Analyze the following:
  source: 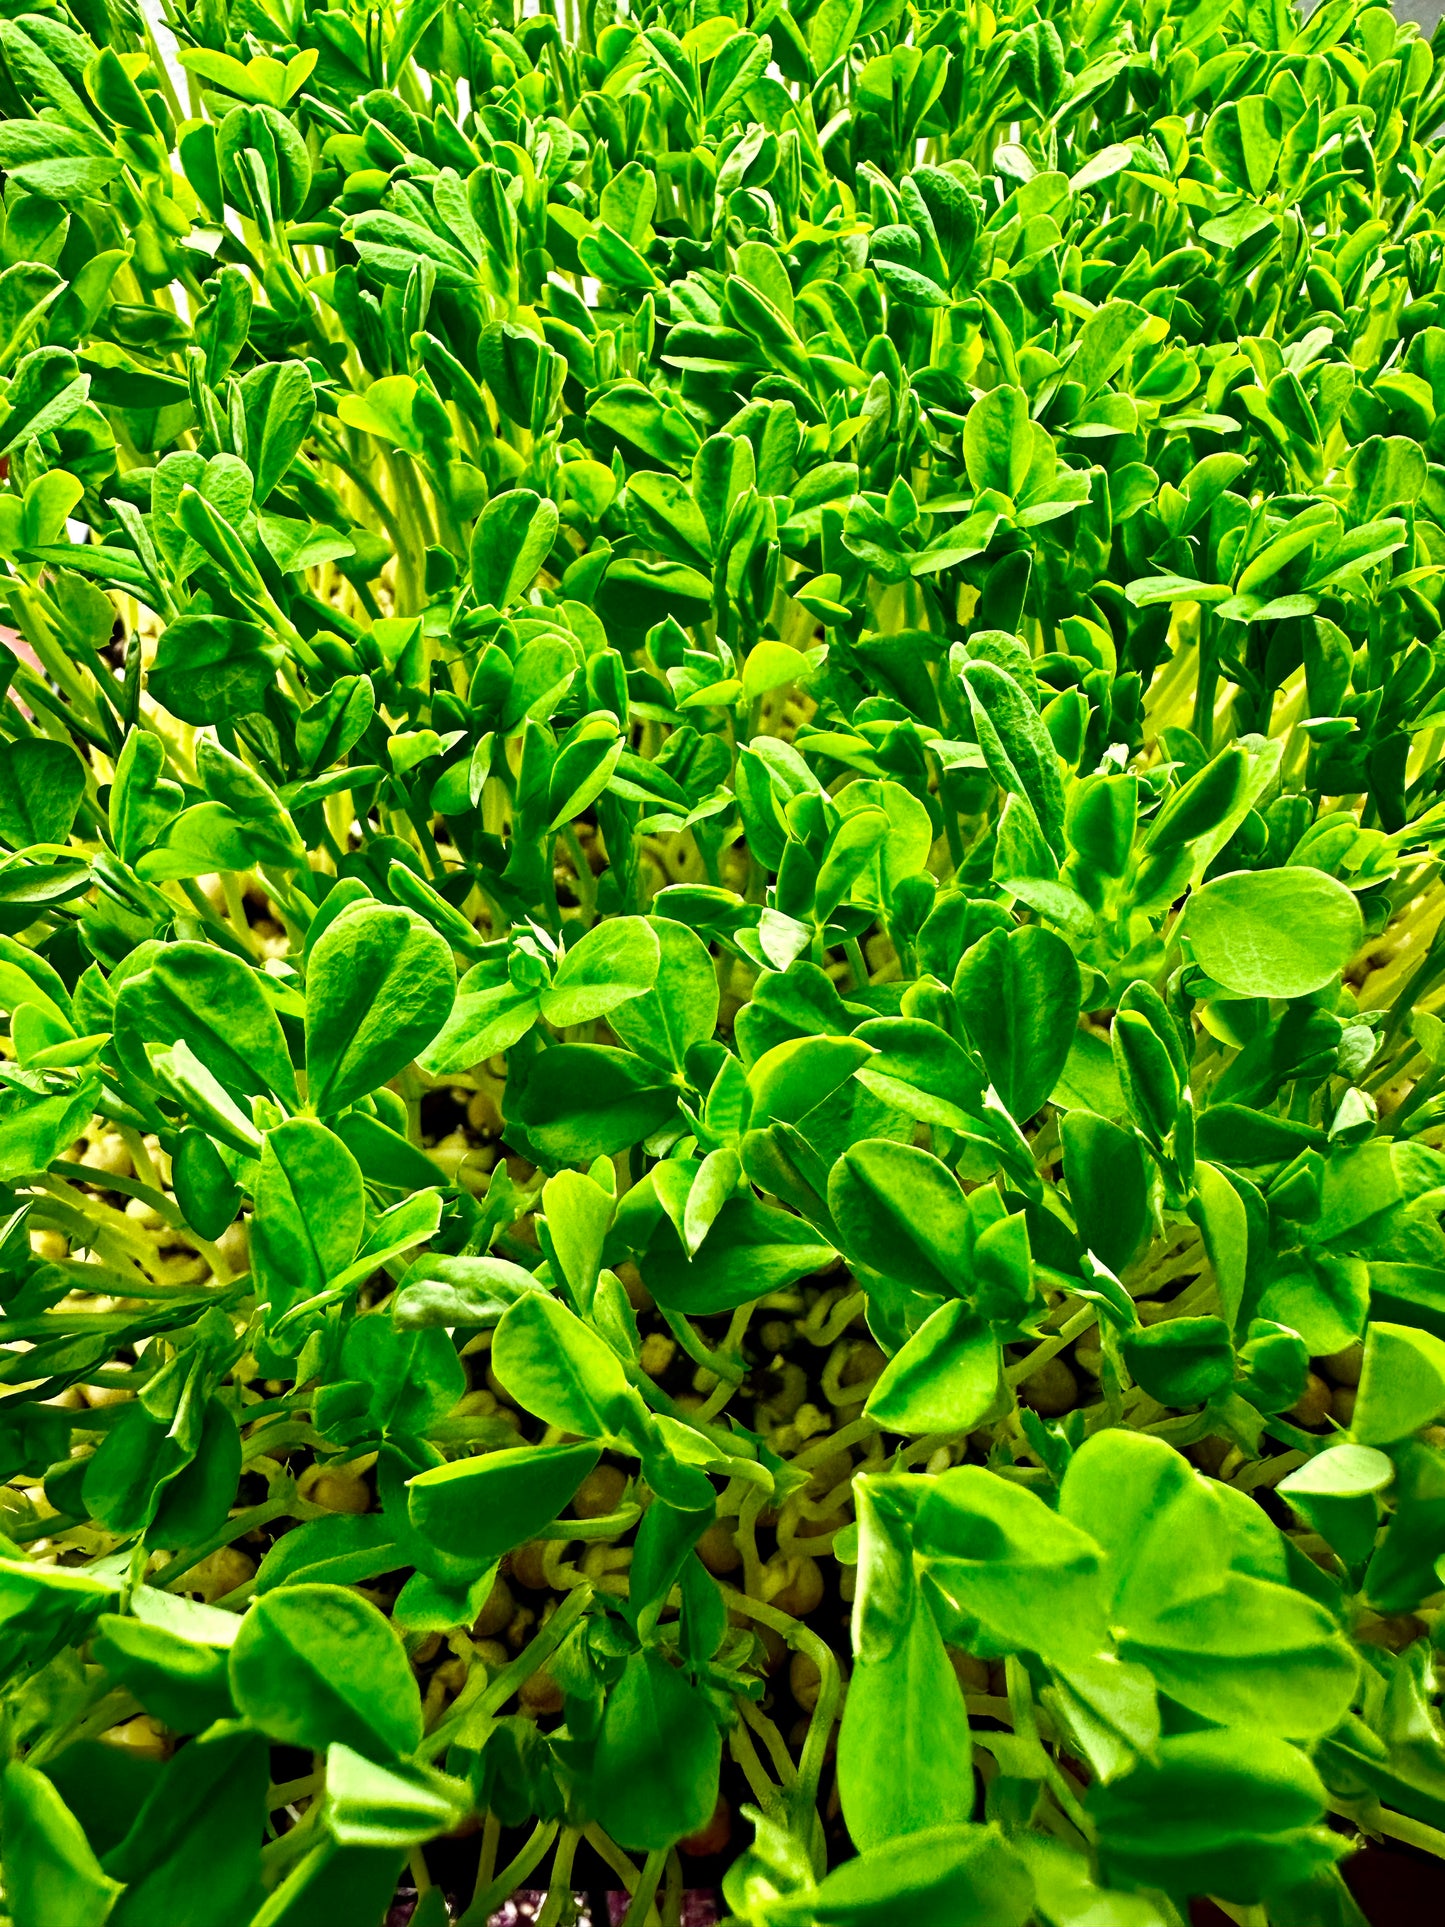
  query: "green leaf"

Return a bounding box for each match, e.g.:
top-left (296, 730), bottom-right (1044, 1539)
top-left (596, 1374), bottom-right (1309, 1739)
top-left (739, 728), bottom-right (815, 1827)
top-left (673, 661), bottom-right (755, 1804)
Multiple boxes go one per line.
top-left (538, 1165), bottom-right (612, 1303)
top-left (1090, 1730), bottom-right (1342, 1905)
top-left (228, 1583), bottom-right (422, 1762)
top-left (589, 1648), bottom-right (721, 1850)
top-left (1352, 1322), bottom-right (1445, 1444)
top-left (0, 740), bottom-right (84, 848)
top-left (333, 1110), bottom-right (440, 1193)
top-left (251, 1119), bottom-right (364, 1320)
top-left (81, 1403), bottom-right (179, 1536)
top-left (305, 904), bottom-right (456, 1114)
top-left (0, 1075), bottom-right (100, 1182)
top-left (748, 1034), bottom-right (876, 1132)
top-left (807, 1824), bottom-right (1034, 1927)
top-left (113, 942), bottom-right (298, 1105)
top-left (829, 1140), bottom-right (970, 1298)
top-left (626, 469), bottom-right (711, 569)
top-left (837, 1578), bottom-right (974, 1848)
top-left (337, 375), bottom-right (429, 453)
top-left (418, 980), bottom-right (541, 1075)
top-left (148, 616), bottom-right (283, 726)
top-left (1072, 299), bottom-right (1156, 397)
top-left (408, 1440), bottom-right (599, 1566)
top-left (491, 1290), bottom-right (651, 1448)
top-left (149, 1396), bottom-right (242, 1547)
top-left (92, 1614), bottom-right (235, 1733)
top-left (7, 156), bottom-right (120, 202)
top-left (515, 1044), bottom-right (678, 1163)
top-left (953, 924), bottom-right (1082, 1121)
top-left (547, 725), bottom-right (623, 829)
top-left (108, 730), bottom-right (183, 865)
top-left (0, 933), bottom-right (71, 1029)
top-left (865, 1301), bottom-right (1002, 1435)
top-left (1143, 746), bottom-right (1250, 856)
top-left (913, 1466), bottom-right (1109, 1663)
top-left (0, 1760), bottom-right (121, 1927)
top-left (959, 661), bottom-right (1068, 858)
top-left (1204, 96), bottom-right (1283, 198)
top-left (147, 1039), bottom-right (262, 1153)
top-left (238, 359), bottom-right (314, 503)
top-left (851, 1017), bottom-right (986, 1132)
top-left (0, 1560), bottom-right (114, 1688)
top-left (813, 809), bottom-right (891, 922)
top-left (1060, 1429), bottom-right (1227, 1625)
top-left (741, 638), bottom-right (815, 701)
top-left (469, 489), bottom-right (559, 608)
top-left (324, 1744), bottom-right (467, 1850)
top-left (540, 916), bottom-right (660, 1028)
top-left (1190, 1162), bottom-right (1249, 1332)
top-left (642, 1193), bottom-right (836, 1313)
top-left (1014, 1836), bottom-right (1172, 1927)
top-left (1184, 867), bottom-right (1364, 999)
top-left (0, 348), bottom-right (89, 455)
top-left (1061, 1111), bottom-right (1148, 1273)
top-left (102, 1724), bottom-right (267, 1927)
top-left (607, 917), bottom-right (719, 1069)
top-left (963, 385), bottom-right (1033, 497)
top-left (254, 1515), bottom-right (404, 1594)
top-left (1279, 1444), bottom-right (1394, 1572)
top-left (1278, 1442), bottom-right (1395, 1500)
top-left (391, 1254), bottom-right (544, 1329)
top-left (135, 802), bottom-right (290, 882)
top-left (1122, 1316), bottom-right (1234, 1405)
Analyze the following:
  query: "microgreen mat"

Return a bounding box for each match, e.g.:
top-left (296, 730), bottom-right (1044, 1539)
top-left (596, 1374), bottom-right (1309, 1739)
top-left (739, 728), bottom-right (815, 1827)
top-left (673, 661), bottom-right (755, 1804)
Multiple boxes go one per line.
top-left (0, 0), bottom-right (1442, 1922)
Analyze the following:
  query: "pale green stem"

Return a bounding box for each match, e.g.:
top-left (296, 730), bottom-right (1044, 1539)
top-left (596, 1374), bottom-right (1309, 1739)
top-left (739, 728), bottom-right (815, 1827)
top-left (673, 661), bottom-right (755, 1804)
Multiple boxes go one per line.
top-left (621, 1848), bottom-right (667, 1927)
top-left (459, 1821), bottom-right (560, 1927)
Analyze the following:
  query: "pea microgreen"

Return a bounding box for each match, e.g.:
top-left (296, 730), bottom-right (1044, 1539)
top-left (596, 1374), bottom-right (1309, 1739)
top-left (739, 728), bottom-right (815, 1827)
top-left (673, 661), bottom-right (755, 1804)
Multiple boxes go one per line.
top-left (0, 0), bottom-right (1443, 1922)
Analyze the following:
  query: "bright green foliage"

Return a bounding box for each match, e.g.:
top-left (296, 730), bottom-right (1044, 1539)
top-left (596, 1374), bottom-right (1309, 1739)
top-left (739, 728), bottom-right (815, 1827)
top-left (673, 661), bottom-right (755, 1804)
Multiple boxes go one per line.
top-left (1, 0), bottom-right (1445, 1921)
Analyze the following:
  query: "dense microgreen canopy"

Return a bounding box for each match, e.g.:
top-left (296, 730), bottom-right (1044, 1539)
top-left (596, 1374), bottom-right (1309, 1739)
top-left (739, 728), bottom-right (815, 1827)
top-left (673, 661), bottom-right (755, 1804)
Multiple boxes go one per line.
top-left (0, 0), bottom-right (1444, 1920)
